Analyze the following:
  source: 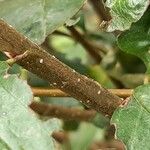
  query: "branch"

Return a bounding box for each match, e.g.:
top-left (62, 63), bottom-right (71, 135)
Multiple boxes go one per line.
top-left (89, 0), bottom-right (111, 21)
top-left (30, 101), bottom-right (96, 122)
top-left (53, 30), bottom-right (72, 38)
top-left (89, 139), bottom-right (125, 150)
top-left (0, 19), bottom-right (122, 117)
top-left (32, 87), bottom-right (132, 98)
top-left (32, 88), bottom-right (69, 97)
top-left (66, 26), bottom-right (102, 63)
top-left (52, 131), bottom-right (69, 144)
top-left (52, 131), bottom-right (72, 149)
top-left (54, 29), bottom-right (107, 54)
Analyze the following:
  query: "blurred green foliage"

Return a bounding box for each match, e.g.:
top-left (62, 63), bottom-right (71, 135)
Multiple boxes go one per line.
top-left (0, 0), bottom-right (149, 149)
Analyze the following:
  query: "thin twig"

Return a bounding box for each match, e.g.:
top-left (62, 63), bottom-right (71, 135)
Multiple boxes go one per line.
top-left (30, 101), bottom-right (96, 121)
top-left (53, 29), bottom-right (107, 54)
top-left (89, 0), bottom-right (111, 21)
top-left (52, 131), bottom-right (71, 149)
top-left (67, 26), bottom-right (102, 63)
top-left (32, 88), bottom-right (69, 97)
top-left (52, 131), bottom-right (69, 144)
top-left (0, 20), bottom-right (122, 117)
top-left (53, 30), bottom-right (72, 38)
top-left (32, 87), bottom-right (132, 98)
top-left (108, 89), bottom-right (132, 98)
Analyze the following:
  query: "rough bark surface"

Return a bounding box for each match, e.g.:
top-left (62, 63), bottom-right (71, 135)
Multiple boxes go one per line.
top-left (0, 19), bottom-right (122, 116)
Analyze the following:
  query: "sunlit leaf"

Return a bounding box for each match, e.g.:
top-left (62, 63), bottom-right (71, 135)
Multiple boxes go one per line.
top-left (106, 0), bottom-right (149, 31)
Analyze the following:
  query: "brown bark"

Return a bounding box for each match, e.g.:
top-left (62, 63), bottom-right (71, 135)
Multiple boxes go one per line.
top-left (89, 0), bottom-right (111, 21)
top-left (0, 20), bottom-right (122, 117)
top-left (52, 131), bottom-right (69, 144)
top-left (30, 101), bottom-right (96, 122)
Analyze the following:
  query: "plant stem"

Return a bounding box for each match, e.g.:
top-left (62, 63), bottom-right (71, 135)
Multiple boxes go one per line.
top-left (53, 30), bottom-right (72, 38)
top-left (30, 101), bottom-right (96, 121)
top-left (0, 20), bottom-right (122, 117)
top-left (54, 29), bottom-right (107, 54)
top-left (66, 26), bottom-right (102, 63)
top-left (52, 131), bottom-right (69, 144)
top-left (32, 87), bottom-right (132, 98)
top-left (89, 0), bottom-right (111, 21)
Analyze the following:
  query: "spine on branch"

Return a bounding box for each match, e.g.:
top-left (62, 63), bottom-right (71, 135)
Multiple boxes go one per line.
top-left (0, 20), bottom-right (122, 117)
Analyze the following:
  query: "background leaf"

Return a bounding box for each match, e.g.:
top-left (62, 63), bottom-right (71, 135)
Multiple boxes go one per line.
top-left (69, 122), bottom-right (104, 150)
top-left (0, 0), bottom-right (85, 44)
top-left (106, 0), bottom-right (149, 31)
top-left (118, 9), bottom-right (150, 73)
top-left (111, 84), bottom-right (150, 150)
top-left (0, 61), bottom-right (59, 150)
top-left (0, 139), bottom-right (10, 150)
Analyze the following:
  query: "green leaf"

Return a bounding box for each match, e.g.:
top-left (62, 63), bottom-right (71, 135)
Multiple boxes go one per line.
top-left (118, 9), bottom-right (150, 73)
top-left (106, 0), bottom-right (149, 31)
top-left (0, 139), bottom-right (10, 150)
top-left (51, 34), bottom-right (88, 65)
top-left (44, 0), bottom-right (85, 35)
top-left (111, 84), bottom-right (150, 150)
top-left (87, 65), bottom-right (116, 88)
top-left (0, 61), bottom-right (59, 150)
top-left (0, 0), bottom-right (85, 44)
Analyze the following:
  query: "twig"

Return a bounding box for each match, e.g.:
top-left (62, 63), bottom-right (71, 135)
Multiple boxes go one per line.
top-left (32, 88), bottom-right (69, 97)
top-left (54, 29), bottom-right (107, 54)
top-left (89, 0), bottom-right (111, 21)
top-left (53, 30), bottom-right (72, 38)
top-left (89, 139), bottom-right (125, 150)
top-left (30, 101), bottom-right (96, 121)
top-left (52, 131), bottom-right (71, 150)
top-left (52, 131), bottom-right (69, 144)
top-left (108, 89), bottom-right (132, 98)
top-left (0, 20), bottom-right (122, 117)
top-left (66, 26), bottom-right (102, 63)
top-left (32, 87), bottom-right (132, 98)
top-left (30, 101), bottom-right (109, 128)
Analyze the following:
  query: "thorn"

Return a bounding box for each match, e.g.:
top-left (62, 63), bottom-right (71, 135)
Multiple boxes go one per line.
top-left (119, 97), bottom-right (130, 108)
top-left (6, 50), bottom-right (29, 66)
